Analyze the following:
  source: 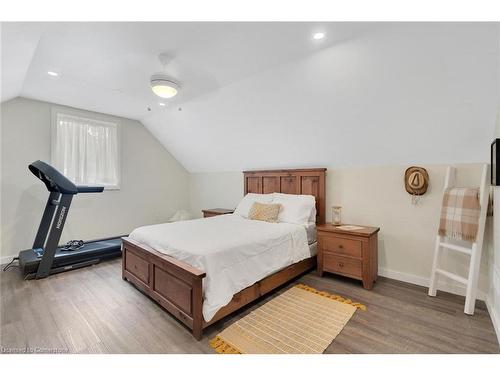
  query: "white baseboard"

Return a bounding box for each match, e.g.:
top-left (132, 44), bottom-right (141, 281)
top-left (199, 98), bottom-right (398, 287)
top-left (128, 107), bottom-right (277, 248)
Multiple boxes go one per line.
top-left (378, 267), bottom-right (488, 301)
top-left (485, 265), bottom-right (500, 346)
top-left (1, 254), bottom-right (17, 266)
top-left (0, 255), bottom-right (490, 302)
top-left (378, 267), bottom-right (429, 287)
top-left (485, 297), bottom-right (500, 346)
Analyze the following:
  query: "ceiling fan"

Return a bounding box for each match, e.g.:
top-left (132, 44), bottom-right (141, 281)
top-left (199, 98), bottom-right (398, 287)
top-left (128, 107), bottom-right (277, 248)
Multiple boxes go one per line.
top-left (150, 53), bottom-right (180, 99)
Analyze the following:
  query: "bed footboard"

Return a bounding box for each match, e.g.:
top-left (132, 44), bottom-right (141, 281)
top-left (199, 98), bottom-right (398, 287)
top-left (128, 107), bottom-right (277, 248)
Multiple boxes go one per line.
top-left (122, 237), bottom-right (317, 340)
top-left (121, 237), bottom-right (206, 339)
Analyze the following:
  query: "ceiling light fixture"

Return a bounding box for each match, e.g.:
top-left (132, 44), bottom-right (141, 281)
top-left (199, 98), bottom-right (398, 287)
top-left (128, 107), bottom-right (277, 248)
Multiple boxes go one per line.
top-left (47, 71), bottom-right (59, 76)
top-left (313, 32), bottom-right (325, 40)
top-left (151, 74), bottom-right (179, 98)
top-left (150, 53), bottom-right (180, 99)
top-left (159, 102), bottom-right (166, 106)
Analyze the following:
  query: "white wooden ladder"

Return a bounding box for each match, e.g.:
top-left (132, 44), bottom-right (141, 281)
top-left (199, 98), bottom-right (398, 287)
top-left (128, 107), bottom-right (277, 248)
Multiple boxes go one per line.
top-left (428, 164), bottom-right (489, 315)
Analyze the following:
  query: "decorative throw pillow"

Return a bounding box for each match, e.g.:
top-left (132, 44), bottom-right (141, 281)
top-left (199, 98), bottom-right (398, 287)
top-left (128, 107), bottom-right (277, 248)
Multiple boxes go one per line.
top-left (248, 202), bottom-right (281, 223)
top-left (234, 193), bottom-right (274, 218)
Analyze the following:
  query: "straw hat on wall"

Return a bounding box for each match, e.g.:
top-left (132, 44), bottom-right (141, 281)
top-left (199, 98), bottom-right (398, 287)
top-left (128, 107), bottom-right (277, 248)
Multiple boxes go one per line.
top-left (404, 166), bottom-right (429, 196)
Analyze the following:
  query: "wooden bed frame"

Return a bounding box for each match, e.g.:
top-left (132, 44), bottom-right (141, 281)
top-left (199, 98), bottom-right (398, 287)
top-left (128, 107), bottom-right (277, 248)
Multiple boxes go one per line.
top-left (122, 168), bottom-right (326, 340)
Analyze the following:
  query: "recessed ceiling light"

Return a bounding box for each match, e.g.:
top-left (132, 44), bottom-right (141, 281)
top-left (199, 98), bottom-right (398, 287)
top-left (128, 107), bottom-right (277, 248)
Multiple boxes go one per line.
top-left (313, 32), bottom-right (325, 40)
top-left (47, 71), bottom-right (59, 77)
top-left (159, 102), bottom-right (166, 106)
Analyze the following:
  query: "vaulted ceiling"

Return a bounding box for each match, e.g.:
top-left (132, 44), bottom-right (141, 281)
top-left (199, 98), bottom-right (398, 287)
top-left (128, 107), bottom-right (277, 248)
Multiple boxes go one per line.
top-left (1, 22), bottom-right (372, 118)
top-left (2, 22), bottom-right (499, 172)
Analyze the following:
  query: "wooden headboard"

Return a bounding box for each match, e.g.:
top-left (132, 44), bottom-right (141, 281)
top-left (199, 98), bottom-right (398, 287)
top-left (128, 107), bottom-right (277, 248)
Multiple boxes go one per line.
top-left (243, 168), bottom-right (327, 224)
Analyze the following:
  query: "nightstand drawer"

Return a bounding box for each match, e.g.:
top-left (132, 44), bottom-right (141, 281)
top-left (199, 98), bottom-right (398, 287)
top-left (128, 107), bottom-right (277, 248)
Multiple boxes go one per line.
top-left (320, 235), bottom-right (362, 258)
top-left (323, 253), bottom-right (362, 278)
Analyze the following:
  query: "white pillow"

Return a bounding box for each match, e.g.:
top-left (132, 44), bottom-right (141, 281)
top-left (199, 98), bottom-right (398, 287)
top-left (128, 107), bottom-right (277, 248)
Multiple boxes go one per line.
top-left (272, 193), bottom-right (316, 225)
top-left (234, 193), bottom-right (274, 218)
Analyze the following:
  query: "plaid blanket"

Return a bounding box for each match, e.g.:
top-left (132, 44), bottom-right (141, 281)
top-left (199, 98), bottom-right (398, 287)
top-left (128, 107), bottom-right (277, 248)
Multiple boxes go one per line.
top-left (438, 187), bottom-right (480, 242)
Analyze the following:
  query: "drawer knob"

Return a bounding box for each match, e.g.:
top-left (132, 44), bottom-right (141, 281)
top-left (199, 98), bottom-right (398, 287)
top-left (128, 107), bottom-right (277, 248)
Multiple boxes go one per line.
top-left (338, 262), bottom-right (344, 268)
top-left (338, 245), bottom-right (344, 249)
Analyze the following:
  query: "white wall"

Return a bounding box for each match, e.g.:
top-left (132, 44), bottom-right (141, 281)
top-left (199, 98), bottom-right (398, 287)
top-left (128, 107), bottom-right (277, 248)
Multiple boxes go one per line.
top-left (491, 184), bottom-right (500, 341)
top-left (190, 163), bottom-right (492, 298)
top-left (486, 38), bottom-right (500, 342)
top-left (190, 172), bottom-right (243, 217)
top-left (0, 97), bottom-right (190, 262)
top-left (490, 110), bottom-right (500, 341)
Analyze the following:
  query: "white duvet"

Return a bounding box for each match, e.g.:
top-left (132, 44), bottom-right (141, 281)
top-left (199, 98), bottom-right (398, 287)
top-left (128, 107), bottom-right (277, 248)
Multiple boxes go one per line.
top-left (129, 214), bottom-right (313, 321)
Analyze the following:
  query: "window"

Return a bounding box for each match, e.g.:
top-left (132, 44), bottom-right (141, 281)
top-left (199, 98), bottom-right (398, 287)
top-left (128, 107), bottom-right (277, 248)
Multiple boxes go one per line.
top-left (51, 109), bottom-right (121, 189)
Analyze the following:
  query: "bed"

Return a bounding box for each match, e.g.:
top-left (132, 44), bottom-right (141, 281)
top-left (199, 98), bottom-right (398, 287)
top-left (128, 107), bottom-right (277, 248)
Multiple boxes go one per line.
top-left (121, 168), bottom-right (326, 340)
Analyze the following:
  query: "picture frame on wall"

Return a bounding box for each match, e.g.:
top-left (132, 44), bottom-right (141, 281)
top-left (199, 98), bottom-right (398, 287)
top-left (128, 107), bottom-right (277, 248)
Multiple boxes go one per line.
top-left (492, 138), bottom-right (499, 186)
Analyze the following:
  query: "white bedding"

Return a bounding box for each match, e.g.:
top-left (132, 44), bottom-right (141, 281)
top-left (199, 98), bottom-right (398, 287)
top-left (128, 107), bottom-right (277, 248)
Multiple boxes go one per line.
top-left (304, 222), bottom-right (317, 244)
top-left (129, 214), bottom-right (313, 321)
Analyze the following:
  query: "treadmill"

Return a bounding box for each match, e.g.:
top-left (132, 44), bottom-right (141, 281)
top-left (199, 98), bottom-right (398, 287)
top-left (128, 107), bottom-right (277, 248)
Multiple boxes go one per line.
top-left (18, 160), bottom-right (123, 279)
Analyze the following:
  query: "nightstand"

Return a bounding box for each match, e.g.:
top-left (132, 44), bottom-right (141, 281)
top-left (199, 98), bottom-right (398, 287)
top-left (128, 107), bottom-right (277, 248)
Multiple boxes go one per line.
top-left (202, 208), bottom-right (235, 218)
top-left (316, 224), bottom-right (380, 289)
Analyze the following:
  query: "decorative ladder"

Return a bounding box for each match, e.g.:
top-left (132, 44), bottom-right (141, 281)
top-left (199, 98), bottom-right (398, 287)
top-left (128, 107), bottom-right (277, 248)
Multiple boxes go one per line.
top-left (428, 164), bottom-right (489, 315)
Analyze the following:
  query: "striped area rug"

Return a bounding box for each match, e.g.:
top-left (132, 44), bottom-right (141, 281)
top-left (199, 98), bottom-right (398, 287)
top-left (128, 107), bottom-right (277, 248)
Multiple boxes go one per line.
top-left (209, 284), bottom-right (365, 354)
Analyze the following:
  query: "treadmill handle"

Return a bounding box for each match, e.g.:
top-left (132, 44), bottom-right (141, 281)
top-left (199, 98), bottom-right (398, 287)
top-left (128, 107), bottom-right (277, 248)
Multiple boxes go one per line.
top-left (76, 185), bottom-right (104, 193)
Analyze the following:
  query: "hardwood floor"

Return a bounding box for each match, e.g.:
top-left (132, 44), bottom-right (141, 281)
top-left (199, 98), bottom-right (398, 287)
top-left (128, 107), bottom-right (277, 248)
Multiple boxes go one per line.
top-left (1, 258), bottom-right (498, 354)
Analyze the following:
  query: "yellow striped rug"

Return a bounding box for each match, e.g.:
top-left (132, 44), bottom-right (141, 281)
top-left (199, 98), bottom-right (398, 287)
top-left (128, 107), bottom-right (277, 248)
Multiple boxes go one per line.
top-left (209, 284), bottom-right (365, 354)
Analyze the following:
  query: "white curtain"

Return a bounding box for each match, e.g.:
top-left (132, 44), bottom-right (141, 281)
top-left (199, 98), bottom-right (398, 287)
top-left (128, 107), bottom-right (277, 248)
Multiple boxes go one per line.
top-left (53, 113), bottom-right (119, 188)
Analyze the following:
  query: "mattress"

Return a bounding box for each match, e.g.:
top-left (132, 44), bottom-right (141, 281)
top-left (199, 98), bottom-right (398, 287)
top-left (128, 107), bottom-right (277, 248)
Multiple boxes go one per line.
top-left (129, 214), bottom-right (313, 321)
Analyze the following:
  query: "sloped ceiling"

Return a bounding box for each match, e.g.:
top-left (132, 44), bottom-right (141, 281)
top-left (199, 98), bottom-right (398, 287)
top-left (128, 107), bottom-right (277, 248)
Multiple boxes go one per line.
top-left (1, 22), bottom-right (372, 118)
top-left (2, 22), bottom-right (499, 172)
